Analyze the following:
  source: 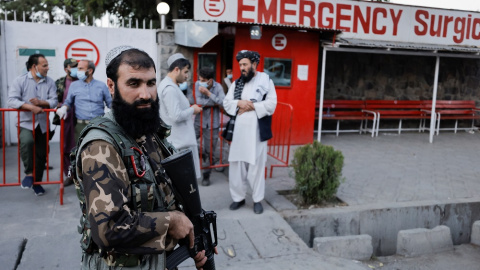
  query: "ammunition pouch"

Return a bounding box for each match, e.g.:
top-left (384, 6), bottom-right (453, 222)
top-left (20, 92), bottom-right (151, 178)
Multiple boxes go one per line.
top-left (104, 252), bottom-right (142, 267)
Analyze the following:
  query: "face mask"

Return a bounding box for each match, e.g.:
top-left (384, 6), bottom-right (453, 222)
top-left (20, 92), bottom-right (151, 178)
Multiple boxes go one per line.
top-left (77, 70), bottom-right (87, 81)
top-left (227, 74), bottom-right (233, 79)
top-left (198, 81), bottom-right (209, 88)
top-left (35, 67), bottom-right (44, 79)
top-left (69, 67), bottom-right (78, 78)
top-left (179, 81), bottom-right (188, 90)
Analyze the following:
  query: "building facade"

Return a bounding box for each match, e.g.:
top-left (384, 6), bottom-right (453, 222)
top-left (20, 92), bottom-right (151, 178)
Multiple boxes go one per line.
top-left (176, 0), bottom-right (480, 144)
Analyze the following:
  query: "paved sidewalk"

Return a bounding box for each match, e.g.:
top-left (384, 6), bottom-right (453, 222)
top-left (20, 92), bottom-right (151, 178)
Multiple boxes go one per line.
top-left (0, 142), bottom-right (368, 270)
top-left (331, 132), bottom-right (480, 206)
top-left (2, 131), bottom-right (480, 269)
top-left (265, 131), bottom-right (480, 270)
top-left (267, 131), bottom-right (480, 207)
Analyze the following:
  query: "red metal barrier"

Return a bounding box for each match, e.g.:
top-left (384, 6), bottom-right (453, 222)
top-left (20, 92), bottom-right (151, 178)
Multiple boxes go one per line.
top-left (197, 102), bottom-right (293, 179)
top-left (0, 108), bottom-right (64, 205)
top-left (198, 105), bottom-right (229, 171)
top-left (267, 102), bottom-right (293, 178)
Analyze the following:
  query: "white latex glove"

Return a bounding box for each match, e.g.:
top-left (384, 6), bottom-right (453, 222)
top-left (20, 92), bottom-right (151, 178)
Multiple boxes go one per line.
top-left (56, 106), bottom-right (68, 119)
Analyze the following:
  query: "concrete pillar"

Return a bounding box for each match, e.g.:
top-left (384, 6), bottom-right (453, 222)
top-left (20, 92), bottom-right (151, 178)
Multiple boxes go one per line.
top-left (396, 225), bottom-right (453, 257)
top-left (470, 220), bottom-right (480, 246)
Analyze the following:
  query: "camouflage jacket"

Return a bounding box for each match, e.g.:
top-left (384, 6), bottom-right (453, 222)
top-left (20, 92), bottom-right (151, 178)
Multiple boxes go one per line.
top-left (55, 75), bottom-right (78, 104)
top-left (55, 76), bottom-right (67, 104)
top-left (78, 126), bottom-right (178, 258)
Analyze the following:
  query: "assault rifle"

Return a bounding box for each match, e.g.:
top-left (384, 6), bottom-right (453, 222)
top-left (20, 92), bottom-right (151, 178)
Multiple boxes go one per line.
top-left (161, 149), bottom-right (217, 270)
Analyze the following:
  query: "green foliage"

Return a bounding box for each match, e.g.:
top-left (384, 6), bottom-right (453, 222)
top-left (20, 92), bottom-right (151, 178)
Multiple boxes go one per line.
top-left (0, 0), bottom-right (193, 27)
top-left (1, 0), bottom-right (80, 23)
top-left (291, 141), bottom-right (344, 204)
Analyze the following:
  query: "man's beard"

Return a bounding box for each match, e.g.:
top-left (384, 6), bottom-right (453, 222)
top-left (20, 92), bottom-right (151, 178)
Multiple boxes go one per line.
top-left (241, 67), bottom-right (255, 83)
top-left (112, 85), bottom-right (161, 138)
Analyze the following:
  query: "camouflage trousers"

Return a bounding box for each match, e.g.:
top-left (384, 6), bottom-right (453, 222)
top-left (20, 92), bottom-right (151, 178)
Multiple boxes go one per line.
top-left (81, 252), bottom-right (165, 270)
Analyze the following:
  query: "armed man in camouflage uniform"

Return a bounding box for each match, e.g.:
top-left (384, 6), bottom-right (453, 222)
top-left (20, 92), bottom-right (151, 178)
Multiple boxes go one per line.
top-left (55, 58), bottom-right (78, 186)
top-left (77, 46), bottom-right (208, 269)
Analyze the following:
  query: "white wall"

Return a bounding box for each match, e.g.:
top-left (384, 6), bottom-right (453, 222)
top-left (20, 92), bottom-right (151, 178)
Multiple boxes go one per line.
top-left (0, 20), bottom-right (158, 144)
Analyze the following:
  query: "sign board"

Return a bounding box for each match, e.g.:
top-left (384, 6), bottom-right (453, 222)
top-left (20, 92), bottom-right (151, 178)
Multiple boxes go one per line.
top-left (272, 33), bottom-right (287, 50)
top-left (194, 0), bottom-right (480, 47)
top-left (204, 0), bottom-right (226, 17)
top-left (16, 48), bottom-right (57, 77)
top-left (65, 39), bottom-right (100, 66)
top-left (297, 65), bottom-right (308, 81)
top-left (18, 48), bottom-right (56, 57)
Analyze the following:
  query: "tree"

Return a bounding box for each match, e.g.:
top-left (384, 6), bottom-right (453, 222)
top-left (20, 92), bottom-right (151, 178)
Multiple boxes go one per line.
top-left (0, 0), bottom-right (193, 28)
top-left (1, 0), bottom-right (79, 23)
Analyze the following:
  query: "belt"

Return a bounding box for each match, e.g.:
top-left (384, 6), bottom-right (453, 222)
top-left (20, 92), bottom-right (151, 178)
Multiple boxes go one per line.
top-left (77, 119), bottom-right (90, 124)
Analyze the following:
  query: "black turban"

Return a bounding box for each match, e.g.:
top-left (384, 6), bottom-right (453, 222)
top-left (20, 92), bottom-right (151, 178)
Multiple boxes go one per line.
top-left (235, 50), bottom-right (260, 64)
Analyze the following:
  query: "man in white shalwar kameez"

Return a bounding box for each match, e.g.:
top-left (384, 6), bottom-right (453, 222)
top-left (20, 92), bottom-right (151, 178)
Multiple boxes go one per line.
top-left (158, 53), bottom-right (203, 179)
top-left (223, 50), bottom-right (277, 214)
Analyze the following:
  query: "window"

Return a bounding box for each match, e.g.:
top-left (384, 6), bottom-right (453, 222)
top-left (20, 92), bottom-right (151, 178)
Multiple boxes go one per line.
top-left (264, 58), bottom-right (292, 87)
top-left (198, 53), bottom-right (217, 80)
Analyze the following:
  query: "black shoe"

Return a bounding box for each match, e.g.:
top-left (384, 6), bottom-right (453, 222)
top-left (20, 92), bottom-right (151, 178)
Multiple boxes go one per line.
top-left (253, 202), bottom-right (263, 214)
top-left (33, 185), bottom-right (45, 196)
top-left (229, 200), bottom-right (245, 210)
top-left (64, 175), bottom-right (74, 186)
top-left (202, 172), bottom-right (210, 186)
top-left (202, 179), bottom-right (210, 186)
top-left (213, 162), bottom-right (225, 172)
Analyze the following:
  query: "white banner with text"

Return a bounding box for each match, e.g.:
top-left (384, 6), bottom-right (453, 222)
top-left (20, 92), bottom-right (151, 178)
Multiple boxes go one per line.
top-left (195, 0), bottom-right (480, 46)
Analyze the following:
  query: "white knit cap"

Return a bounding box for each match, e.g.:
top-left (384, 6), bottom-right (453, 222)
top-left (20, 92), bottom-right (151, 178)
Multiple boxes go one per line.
top-left (105, 45), bottom-right (134, 67)
top-left (167, 53), bottom-right (186, 67)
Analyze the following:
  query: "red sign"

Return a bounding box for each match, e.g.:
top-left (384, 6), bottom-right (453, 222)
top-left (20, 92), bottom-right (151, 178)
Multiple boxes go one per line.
top-left (204, 0), bottom-right (225, 17)
top-left (65, 39), bottom-right (100, 66)
top-left (272, 34), bottom-right (287, 50)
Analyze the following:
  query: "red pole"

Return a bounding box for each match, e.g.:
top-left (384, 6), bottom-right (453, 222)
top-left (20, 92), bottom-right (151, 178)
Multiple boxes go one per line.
top-left (17, 111), bottom-right (21, 184)
top-left (58, 108), bottom-right (64, 205)
top-left (45, 111), bottom-right (50, 183)
top-left (209, 107), bottom-right (214, 167)
top-left (32, 113), bottom-right (36, 183)
top-left (2, 111), bottom-right (5, 185)
top-left (219, 112), bottom-right (224, 165)
top-left (199, 107), bottom-right (203, 170)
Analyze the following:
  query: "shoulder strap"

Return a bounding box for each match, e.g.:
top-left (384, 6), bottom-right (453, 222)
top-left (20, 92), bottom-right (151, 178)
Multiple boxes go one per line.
top-left (76, 116), bottom-right (162, 210)
top-left (76, 115), bottom-right (176, 172)
top-left (77, 117), bottom-right (135, 159)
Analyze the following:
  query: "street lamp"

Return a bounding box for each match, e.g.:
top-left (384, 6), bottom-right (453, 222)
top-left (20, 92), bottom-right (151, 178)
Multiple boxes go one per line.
top-left (157, 2), bottom-right (170, 30)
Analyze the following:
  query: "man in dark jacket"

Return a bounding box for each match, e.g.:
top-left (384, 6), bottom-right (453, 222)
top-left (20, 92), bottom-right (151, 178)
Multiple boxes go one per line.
top-left (55, 58), bottom-right (78, 186)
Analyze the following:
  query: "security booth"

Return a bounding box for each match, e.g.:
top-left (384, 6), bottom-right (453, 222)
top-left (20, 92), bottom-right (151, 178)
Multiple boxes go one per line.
top-left (178, 0), bottom-right (339, 145)
top-left (178, 0), bottom-right (480, 145)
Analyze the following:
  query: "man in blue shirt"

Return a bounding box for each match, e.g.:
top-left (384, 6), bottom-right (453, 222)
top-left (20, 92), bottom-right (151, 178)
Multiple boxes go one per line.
top-left (7, 54), bottom-right (58, 196)
top-left (56, 60), bottom-right (112, 142)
